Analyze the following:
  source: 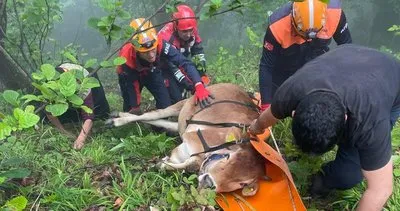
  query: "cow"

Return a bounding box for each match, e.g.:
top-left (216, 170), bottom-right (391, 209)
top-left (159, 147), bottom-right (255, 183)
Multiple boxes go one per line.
top-left (106, 83), bottom-right (267, 196)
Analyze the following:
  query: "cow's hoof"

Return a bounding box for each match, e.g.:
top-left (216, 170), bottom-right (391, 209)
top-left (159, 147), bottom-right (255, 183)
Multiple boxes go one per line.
top-left (104, 119), bottom-right (115, 128)
top-left (110, 111), bottom-right (120, 118)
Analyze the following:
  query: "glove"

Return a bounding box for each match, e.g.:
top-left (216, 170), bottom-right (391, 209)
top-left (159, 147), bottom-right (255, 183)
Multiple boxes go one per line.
top-left (128, 106), bottom-right (143, 115)
top-left (194, 83), bottom-right (214, 108)
top-left (173, 68), bottom-right (193, 91)
top-left (260, 103), bottom-right (271, 112)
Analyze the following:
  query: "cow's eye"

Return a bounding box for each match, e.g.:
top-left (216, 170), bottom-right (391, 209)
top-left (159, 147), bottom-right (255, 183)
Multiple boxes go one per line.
top-left (208, 153), bottom-right (229, 162)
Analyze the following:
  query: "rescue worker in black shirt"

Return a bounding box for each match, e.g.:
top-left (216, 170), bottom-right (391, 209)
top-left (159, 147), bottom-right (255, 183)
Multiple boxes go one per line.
top-left (250, 45), bottom-right (400, 210)
top-left (259, 0), bottom-right (352, 111)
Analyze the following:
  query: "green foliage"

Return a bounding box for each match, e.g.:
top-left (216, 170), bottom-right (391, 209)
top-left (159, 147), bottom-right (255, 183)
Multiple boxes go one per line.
top-left (88, 0), bottom-right (132, 46)
top-left (166, 174), bottom-right (216, 210)
top-left (0, 91), bottom-right (40, 140)
top-left (5, 0), bottom-right (63, 70)
top-left (2, 196), bottom-right (28, 211)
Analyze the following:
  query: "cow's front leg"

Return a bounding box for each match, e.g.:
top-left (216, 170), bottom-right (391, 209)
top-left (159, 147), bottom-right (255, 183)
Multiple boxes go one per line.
top-left (160, 143), bottom-right (202, 172)
top-left (161, 155), bottom-right (203, 173)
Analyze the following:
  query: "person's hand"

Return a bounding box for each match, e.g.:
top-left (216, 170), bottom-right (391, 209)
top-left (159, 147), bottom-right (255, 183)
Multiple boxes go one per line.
top-left (260, 103), bottom-right (271, 112)
top-left (249, 119), bottom-right (265, 135)
top-left (194, 83), bottom-right (214, 108)
top-left (181, 77), bottom-right (194, 91)
top-left (173, 68), bottom-right (194, 91)
top-left (73, 135), bottom-right (86, 150)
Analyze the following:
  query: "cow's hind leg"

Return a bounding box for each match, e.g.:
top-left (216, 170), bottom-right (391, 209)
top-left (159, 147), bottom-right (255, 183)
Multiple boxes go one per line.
top-left (106, 100), bottom-right (187, 127)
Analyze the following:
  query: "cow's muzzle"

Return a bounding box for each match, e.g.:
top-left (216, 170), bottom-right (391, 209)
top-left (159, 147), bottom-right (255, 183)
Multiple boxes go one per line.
top-left (198, 173), bottom-right (216, 189)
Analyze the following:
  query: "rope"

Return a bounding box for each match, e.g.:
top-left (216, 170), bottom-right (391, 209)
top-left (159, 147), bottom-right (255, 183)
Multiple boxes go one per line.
top-left (268, 127), bottom-right (297, 211)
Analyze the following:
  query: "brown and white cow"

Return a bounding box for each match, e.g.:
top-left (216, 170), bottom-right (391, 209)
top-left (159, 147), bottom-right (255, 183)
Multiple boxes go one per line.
top-left (107, 83), bottom-right (266, 196)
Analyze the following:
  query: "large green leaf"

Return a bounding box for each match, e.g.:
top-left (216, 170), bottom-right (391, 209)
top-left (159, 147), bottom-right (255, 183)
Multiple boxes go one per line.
top-left (84, 58), bottom-right (98, 68)
top-left (45, 104), bottom-right (68, 116)
top-left (0, 122), bottom-right (12, 140)
top-left (20, 94), bottom-right (42, 103)
top-left (41, 64), bottom-right (56, 80)
top-left (81, 77), bottom-right (100, 90)
top-left (32, 72), bottom-right (45, 81)
top-left (2, 157), bottom-right (26, 167)
top-left (117, 10), bottom-right (131, 20)
top-left (113, 56), bottom-right (126, 66)
top-left (5, 196), bottom-right (28, 211)
top-left (59, 72), bottom-right (77, 97)
top-left (0, 177), bottom-right (5, 184)
top-left (43, 81), bottom-right (60, 91)
top-left (2, 90), bottom-right (20, 107)
top-left (87, 17), bottom-right (100, 29)
top-left (0, 168), bottom-right (31, 179)
top-left (100, 60), bottom-right (113, 68)
top-left (13, 108), bottom-right (40, 129)
top-left (68, 94), bottom-right (84, 106)
top-left (24, 105), bottom-right (35, 113)
top-left (80, 105), bottom-right (93, 114)
top-left (63, 52), bottom-right (78, 63)
top-left (32, 83), bottom-right (57, 100)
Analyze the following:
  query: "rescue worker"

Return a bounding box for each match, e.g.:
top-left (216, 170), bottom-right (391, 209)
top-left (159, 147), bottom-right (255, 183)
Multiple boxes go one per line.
top-left (47, 63), bottom-right (110, 150)
top-left (249, 44), bottom-right (400, 210)
top-left (259, 0), bottom-right (352, 111)
top-left (117, 18), bottom-right (213, 114)
top-left (158, 4), bottom-right (209, 104)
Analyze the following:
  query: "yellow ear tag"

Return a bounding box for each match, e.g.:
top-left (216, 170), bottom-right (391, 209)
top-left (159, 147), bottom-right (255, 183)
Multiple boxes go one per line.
top-left (225, 132), bottom-right (236, 143)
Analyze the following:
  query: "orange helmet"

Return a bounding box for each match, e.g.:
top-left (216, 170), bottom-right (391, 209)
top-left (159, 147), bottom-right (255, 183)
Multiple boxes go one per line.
top-left (130, 18), bottom-right (158, 52)
top-left (172, 5), bottom-right (197, 31)
top-left (292, 0), bottom-right (327, 39)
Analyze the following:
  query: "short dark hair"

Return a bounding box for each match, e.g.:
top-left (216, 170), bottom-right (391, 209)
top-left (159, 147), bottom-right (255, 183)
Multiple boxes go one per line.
top-left (292, 91), bottom-right (346, 155)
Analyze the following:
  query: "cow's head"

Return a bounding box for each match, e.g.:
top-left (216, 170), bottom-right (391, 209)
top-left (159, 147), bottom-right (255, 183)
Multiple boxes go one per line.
top-left (198, 143), bottom-right (265, 196)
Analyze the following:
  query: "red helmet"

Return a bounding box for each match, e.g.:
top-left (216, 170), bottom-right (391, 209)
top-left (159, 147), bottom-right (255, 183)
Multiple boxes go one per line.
top-left (172, 5), bottom-right (197, 31)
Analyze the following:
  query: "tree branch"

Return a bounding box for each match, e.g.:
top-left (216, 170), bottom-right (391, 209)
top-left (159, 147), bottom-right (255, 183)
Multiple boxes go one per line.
top-left (39, 0), bottom-right (51, 64)
top-left (12, 0), bottom-right (37, 71)
top-left (195, 0), bottom-right (209, 14)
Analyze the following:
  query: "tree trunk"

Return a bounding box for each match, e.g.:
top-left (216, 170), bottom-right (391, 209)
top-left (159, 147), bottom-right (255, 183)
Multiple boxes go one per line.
top-left (0, 0), bottom-right (6, 47)
top-left (0, 0), bottom-right (32, 92)
top-left (0, 46), bottom-right (32, 91)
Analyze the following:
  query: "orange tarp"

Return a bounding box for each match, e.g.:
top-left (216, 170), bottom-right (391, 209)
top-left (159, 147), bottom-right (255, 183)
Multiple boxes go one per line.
top-left (216, 130), bottom-right (306, 211)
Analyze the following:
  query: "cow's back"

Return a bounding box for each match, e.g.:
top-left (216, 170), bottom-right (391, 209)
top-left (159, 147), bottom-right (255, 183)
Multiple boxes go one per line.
top-left (178, 83), bottom-right (259, 134)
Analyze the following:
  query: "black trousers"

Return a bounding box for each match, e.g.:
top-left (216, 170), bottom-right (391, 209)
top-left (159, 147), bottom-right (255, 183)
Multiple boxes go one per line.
top-left (322, 108), bottom-right (400, 189)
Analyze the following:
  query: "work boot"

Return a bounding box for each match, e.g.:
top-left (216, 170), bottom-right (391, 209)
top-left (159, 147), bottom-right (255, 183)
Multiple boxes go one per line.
top-left (309, 172), bottom-right (332, 198)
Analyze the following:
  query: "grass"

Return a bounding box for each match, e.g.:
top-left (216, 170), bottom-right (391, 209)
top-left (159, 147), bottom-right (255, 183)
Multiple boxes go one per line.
top-left (1, 46), bottom-right (400, 210)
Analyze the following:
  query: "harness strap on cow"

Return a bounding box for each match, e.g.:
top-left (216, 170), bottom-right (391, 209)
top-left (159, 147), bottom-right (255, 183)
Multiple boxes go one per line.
top-left (189, 100), bottom-right (259, 120)
top-left (190, 129), bottom-right (253, 157)
top-left (186, 120), bottom-right (250, 129)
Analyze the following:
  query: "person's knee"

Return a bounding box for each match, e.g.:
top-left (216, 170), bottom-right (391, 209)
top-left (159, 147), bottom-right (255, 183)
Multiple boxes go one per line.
top-left (323, 164), bottom-right (363, 190)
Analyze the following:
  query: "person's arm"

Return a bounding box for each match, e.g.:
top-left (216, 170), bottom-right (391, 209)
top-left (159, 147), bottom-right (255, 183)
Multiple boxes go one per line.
top-left (259, 27), bottom-right (280, 110)
top-left (357, 159), bottom-right (393, 211)
top-left (333, 11), bottom-right (352, 45)
top-left (163, 40), bottom-right (202, 84)
top-left (162, 40), bottom-right (213, 107)
top-left (46, 114), bottom-right (77, 139)
top-left (73, 92), bottom-right (95, 150)
top-left (249, 106), bottom-right (280, 135)
top-left (73, 119), bottom-right (93, 150)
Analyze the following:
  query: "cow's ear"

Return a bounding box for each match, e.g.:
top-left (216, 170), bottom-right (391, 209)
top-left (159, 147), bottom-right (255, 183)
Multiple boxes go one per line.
top-left (224, 128), bottom-right (239, 143)
top-left (241, 180), bottom-right (259, 196)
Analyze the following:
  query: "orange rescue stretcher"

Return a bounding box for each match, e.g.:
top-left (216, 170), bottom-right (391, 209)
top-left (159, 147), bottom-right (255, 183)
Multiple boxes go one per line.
top-left (216, 95), bottom-right (306, 211)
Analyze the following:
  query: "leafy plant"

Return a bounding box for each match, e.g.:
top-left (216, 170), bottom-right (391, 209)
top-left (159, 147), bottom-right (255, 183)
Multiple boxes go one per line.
top-left (166, 174), bottom-right (216, 210)
top-left (87, 0), bottom-right (132, 46)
